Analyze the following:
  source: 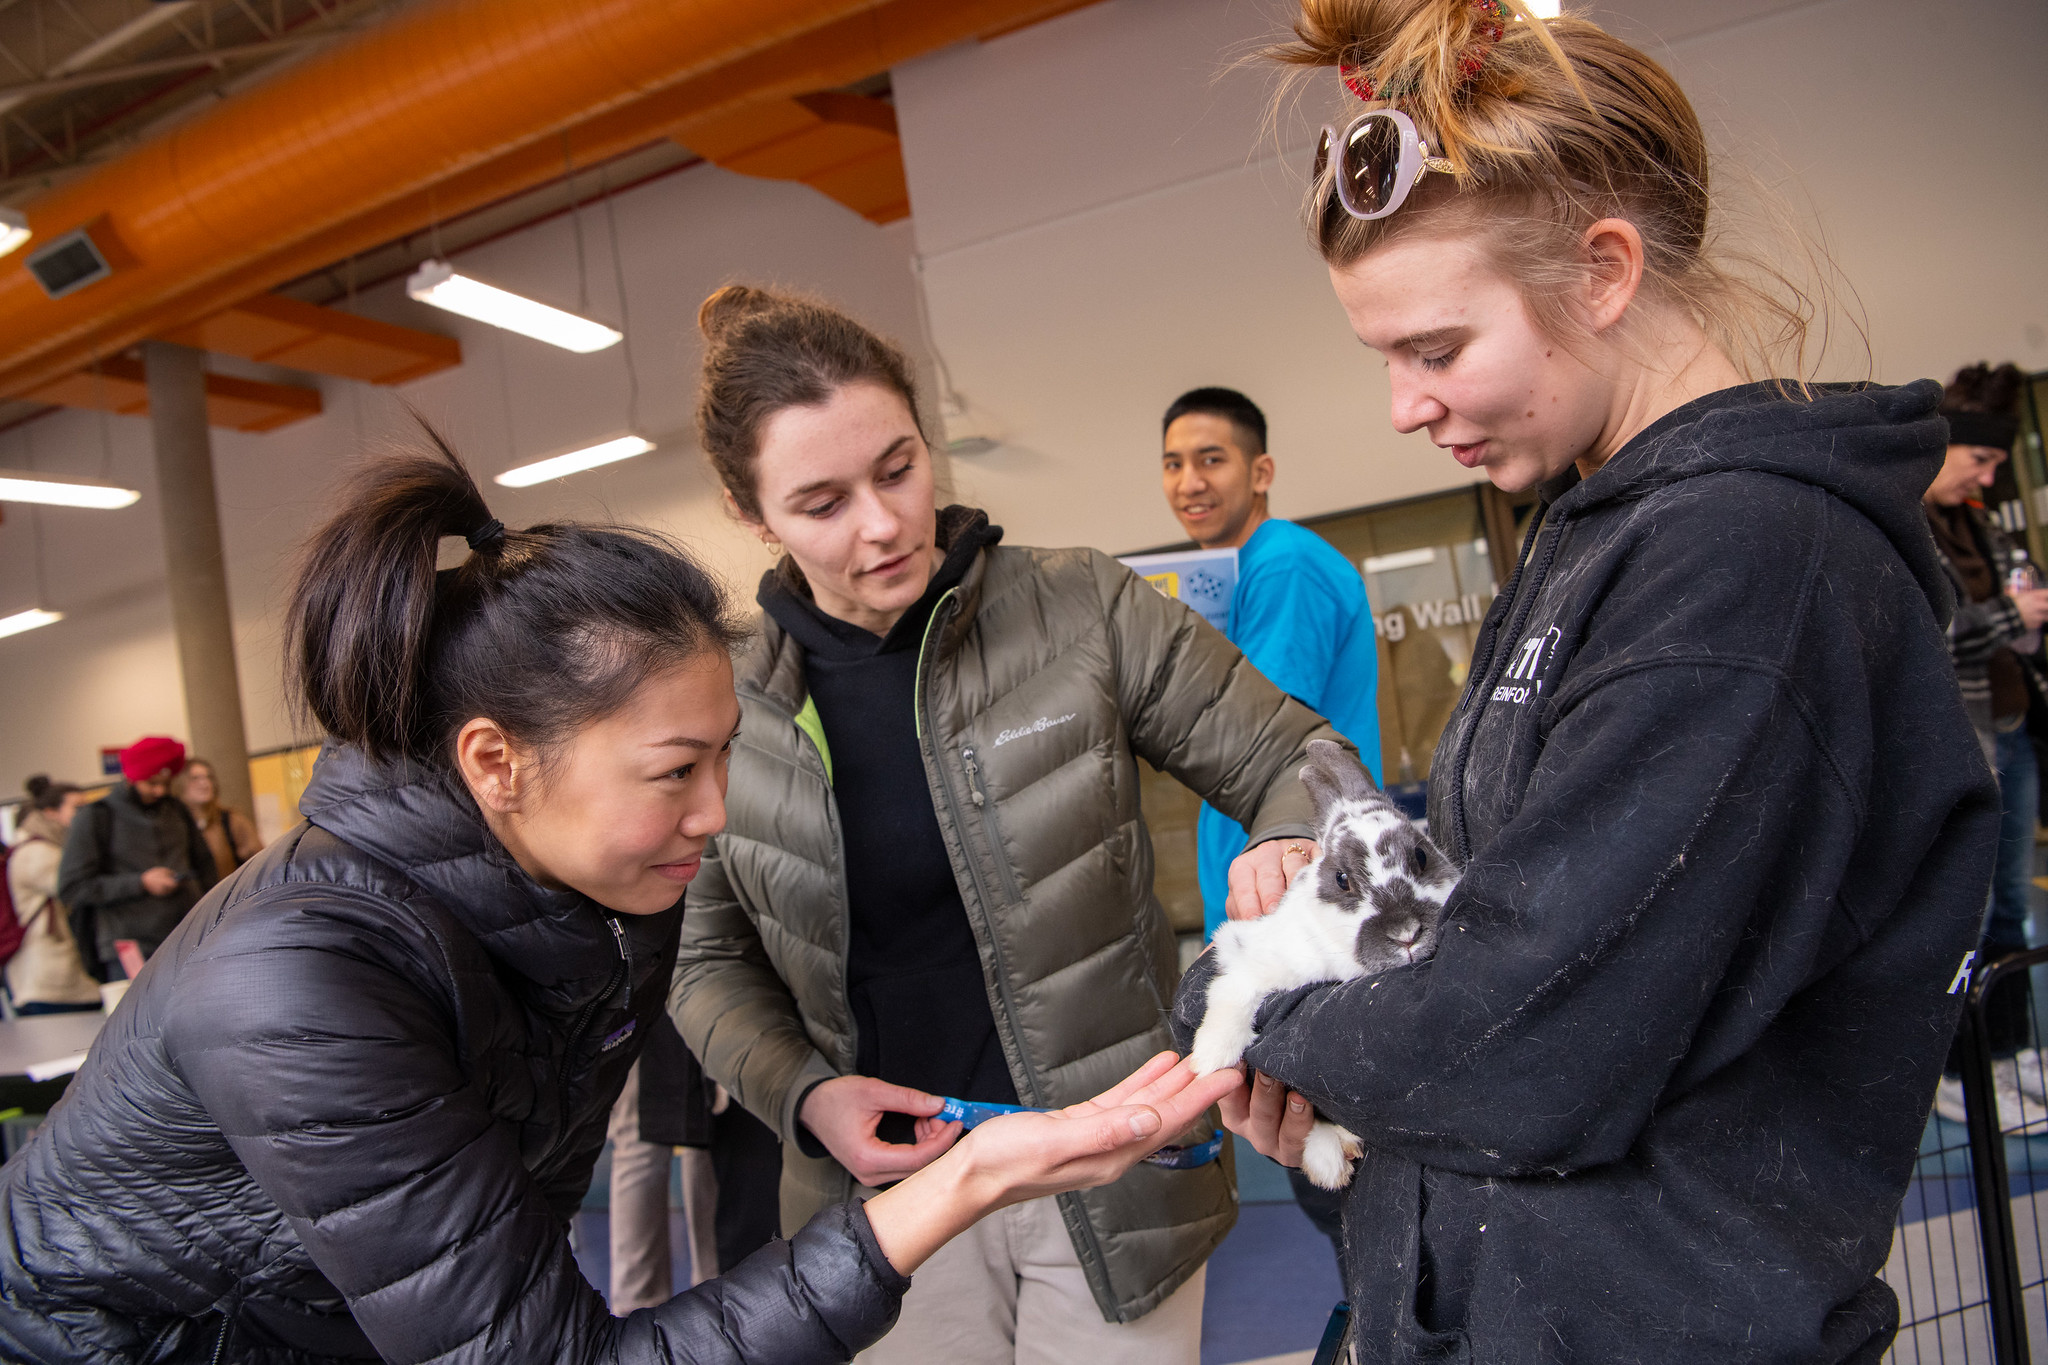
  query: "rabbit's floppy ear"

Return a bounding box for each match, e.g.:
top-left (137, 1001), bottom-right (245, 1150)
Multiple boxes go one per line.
top-left (1299, 739), bottom-right (1376, 822)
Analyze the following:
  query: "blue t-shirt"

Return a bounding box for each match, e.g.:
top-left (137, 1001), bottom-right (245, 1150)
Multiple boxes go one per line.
top-left (1198, 517), bottom-right (1382, 937)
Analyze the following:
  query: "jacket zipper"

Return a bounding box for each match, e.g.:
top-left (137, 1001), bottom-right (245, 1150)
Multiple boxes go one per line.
top-left (554, 917), bottom-right (629, 1138)
top-left (914, 592), bottom-right (1046, 1107)
top-left (961, 746), bottom-right (1025, 905)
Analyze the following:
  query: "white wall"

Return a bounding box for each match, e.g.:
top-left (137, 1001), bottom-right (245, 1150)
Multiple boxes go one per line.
top-left (0, 163), bottom-right (936, 783)
top-left (895, 0), bottom-right (2048, 550)
top-left (3, 0), bottom-right (2045, 785)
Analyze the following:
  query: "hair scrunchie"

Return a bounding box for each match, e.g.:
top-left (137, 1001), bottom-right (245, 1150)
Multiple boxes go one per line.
top-left (466, 518), bottom-right (506, 551)
top-left (1341, 0), bottom-right (1511, 102)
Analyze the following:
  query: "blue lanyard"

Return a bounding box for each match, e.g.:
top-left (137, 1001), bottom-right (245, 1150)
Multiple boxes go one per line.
top-left (935, 1097), bottom-right (1226, 1170)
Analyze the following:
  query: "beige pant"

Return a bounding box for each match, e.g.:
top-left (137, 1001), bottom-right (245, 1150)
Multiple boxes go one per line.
top-left (605, 1061), bottom-right (675, 1312)
top-left (852, 1194), bottom-right (1205, 1365)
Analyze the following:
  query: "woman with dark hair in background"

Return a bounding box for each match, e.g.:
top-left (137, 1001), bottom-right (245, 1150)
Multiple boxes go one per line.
top-left (1924, 361), bottom-right (2046, 1120)
top-left (1174, 0), bottom-right (1998, 1359)
top-left (676, 284), bottom-right (1343, 1364)
top-left (0, 434), bottom-right (1238, 1364)
top-left (178, 756), bottom-right (265, 879)
top-left (5, 776), bottom-right (100, 1014)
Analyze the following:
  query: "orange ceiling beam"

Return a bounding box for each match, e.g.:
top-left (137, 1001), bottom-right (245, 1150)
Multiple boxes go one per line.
top-left (678, 93), bottom-right (910, 224)
top-left (0, 0), bottom-right (1104, 402)
top-left (159, 294), bottom-right (461, 385)
top-left (23, 356), bottom-right (322, 432)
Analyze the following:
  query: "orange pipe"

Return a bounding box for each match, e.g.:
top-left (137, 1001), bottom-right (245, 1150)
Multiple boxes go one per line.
top-left (0, 0), bottom-right (1101, 401)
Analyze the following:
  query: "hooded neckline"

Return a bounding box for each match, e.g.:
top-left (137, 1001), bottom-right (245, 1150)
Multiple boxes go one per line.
top-left (296, 743), bottom-right (677, 993)
top-left (1553, 379), bottom-right (1951, 617)
top-left (757, 505), bottom-right (1003, 660)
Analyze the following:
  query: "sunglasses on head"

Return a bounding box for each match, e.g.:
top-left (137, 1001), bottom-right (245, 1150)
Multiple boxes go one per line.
top-left (1312, 108), bottom-right (1456, 222)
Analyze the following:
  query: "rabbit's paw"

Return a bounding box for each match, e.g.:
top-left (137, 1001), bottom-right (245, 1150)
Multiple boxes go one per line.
top-left (1187, 1010), bottom-right (1256, 1075)
top-left (1300, 1122), bottom-right (1364, 1190)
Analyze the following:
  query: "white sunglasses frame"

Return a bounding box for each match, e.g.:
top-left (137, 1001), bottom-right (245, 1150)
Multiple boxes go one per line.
top-left (1314, 108), bottom-right (1457, 222)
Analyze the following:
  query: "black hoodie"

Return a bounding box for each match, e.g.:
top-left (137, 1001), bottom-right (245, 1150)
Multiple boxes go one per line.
top-left (1174, 380), bottom-right (1997, 1362)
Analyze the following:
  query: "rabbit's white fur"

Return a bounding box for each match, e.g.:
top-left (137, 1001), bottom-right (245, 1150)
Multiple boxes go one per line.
top-left (1189, 742), bottom-right (1455, 1189)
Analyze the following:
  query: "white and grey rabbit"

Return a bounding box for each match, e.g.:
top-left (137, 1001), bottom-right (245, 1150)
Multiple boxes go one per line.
top-left (1188, 739), bottom-right (1458, 1189)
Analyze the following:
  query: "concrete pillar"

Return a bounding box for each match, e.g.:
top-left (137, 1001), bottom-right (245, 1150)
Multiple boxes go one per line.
top-left (144, 341), bottom-right (254, 821)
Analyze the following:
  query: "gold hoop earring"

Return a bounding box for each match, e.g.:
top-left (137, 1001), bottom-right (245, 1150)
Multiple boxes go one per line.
top-left (764, 539), bottom-right (782, 557)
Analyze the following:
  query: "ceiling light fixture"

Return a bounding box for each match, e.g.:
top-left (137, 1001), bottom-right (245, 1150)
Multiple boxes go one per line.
top-left (0, 607), bottom-right (62, 640)
top-left (407, 259), bottom-right (621, 353)
top-left (0, 468), bottom-right (140, 508)
top-left (493, 434), bottom-right (655, 488)
top-left (0, 208), bottom-right (28, 259)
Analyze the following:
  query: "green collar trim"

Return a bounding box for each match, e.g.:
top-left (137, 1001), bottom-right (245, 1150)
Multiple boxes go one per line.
top-left (793, 694), bottom-right (833, 786)
top-left (913, 587), bottom-right (960, 743)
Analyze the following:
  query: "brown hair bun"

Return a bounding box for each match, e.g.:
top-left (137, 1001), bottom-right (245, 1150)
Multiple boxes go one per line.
top-left (697, 284), bottom-right (778, 344)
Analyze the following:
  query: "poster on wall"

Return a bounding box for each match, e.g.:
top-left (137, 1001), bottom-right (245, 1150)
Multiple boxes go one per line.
top-left (1118, 547), bottom-right (1239, 635)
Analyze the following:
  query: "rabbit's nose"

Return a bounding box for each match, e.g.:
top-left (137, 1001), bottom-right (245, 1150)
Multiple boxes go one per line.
top-left (1386, 916), bottom-right (1422, 946)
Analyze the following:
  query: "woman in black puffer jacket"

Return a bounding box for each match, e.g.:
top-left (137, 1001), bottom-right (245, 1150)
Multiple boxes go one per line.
top-left (0, 434), bottom-right (1237, 1365)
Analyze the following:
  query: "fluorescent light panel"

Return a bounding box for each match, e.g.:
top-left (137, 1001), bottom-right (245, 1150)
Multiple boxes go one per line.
top-left (0, 469), bottom-right (140, 509)
top-left (407, 259), bottom-right (621, 353)
top-left (0, 209), bottom-right (27, 259)
top-left (0, 608), bottom-right (62, 640)
top-left (494, 435), bottom-right (655, 488)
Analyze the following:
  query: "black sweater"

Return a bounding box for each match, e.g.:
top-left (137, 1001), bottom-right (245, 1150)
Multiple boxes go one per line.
top-left (1175, 381), bottom-right (1997, 1362)
top-left (759, 511), bottom-right (1018, 1142)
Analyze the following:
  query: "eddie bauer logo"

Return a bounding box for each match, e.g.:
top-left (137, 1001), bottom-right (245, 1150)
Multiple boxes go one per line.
top-left (994, 713), bottom-right (1078, 746)
top-left (1491, 626), bottom-right (1561, 706)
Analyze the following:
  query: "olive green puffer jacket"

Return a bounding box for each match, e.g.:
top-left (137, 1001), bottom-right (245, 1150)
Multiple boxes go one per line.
top-left (672, 525), bottom-right (1343, 1323)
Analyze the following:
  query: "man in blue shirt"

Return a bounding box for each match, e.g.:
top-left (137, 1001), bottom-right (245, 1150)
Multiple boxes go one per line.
top-left (1161, 387), bottom-right (1384, 941)
top-left (1161, 386), bottom-right (1383, 1273)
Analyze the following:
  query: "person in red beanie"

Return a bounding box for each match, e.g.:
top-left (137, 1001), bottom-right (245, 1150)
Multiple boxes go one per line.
top-left (57, 736), bottom-right (217, 980)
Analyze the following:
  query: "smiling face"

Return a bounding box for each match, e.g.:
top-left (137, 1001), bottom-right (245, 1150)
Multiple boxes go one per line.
top-left (181, 762), bottom-right (216, 807)
top-left (472, 650), bottom-right (741, 916)
top-left (1328, 233), bottom-right (1619, 494)
top-left (1162, 413), bottom-right (1274, 549)
top-left (745, 381), bottom-right (941, 636)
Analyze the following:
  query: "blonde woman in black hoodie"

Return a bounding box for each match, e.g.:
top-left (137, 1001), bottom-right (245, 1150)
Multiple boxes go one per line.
top-left (1175, 2), bottom-right (1997, 1360)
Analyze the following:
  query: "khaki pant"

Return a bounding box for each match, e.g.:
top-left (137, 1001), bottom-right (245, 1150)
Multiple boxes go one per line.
top-left (852, 1194), bottom-right (1205, 1365)
top-left (607, 1062), bottom-right (682, 1312)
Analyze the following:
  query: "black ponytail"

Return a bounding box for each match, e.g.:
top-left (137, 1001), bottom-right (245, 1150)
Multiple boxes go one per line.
top-left (286, 422), bottom-right (747, 768)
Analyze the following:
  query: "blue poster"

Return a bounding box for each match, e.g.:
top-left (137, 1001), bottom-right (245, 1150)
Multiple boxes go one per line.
top-left (1118, 546), bottom-right (1240, 635)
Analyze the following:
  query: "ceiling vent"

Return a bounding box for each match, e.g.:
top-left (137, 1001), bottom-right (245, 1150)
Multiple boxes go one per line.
top-left (24, 216), bottom-right (132, 300)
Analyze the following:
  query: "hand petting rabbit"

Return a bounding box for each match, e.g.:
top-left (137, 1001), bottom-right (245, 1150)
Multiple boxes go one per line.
top-left (1187, 739), bottom-right (1457, 1189)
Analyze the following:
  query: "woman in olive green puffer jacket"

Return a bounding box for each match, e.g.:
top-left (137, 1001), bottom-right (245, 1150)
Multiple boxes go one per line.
top-left (671, 287), bottom-right (1347, 1357)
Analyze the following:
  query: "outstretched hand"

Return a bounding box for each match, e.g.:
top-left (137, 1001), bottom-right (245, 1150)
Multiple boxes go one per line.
top-left (863, 1053), bottom-right (1243, 1274)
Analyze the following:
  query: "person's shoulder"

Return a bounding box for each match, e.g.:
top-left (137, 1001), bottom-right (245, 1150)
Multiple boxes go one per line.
top-left (1242, 519), bottom-right (1362, 598)
top-left (6, 836), bottom-right (58, 884)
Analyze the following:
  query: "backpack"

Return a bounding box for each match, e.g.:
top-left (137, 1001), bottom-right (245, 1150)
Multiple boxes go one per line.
top-left (0, 834), bottom-right (55, 969)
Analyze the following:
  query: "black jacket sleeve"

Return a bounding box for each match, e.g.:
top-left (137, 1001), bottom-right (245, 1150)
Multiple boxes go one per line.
top-left (166, 888), bottom-right (906, 1365)
top-left (1177, 656), bottom-right (1865, 1179)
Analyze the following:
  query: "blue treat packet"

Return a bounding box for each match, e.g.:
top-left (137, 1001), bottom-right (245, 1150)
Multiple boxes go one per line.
top-left (934, 1097), bottom-right (1224, 1169)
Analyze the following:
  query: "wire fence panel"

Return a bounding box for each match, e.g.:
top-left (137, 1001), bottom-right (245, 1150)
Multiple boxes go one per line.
top-left (1883, 947), bottom-right (2048, 1364)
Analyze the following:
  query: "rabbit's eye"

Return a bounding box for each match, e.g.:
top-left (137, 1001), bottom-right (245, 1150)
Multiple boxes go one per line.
top-left (1411, 847), bottom-right (1428, 875)
top-left (1334, 869), bottom-right (1352, 892)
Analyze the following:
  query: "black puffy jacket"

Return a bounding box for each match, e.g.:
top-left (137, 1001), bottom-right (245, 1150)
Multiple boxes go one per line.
top-left (0, 744), bottom-right (907, 1364)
